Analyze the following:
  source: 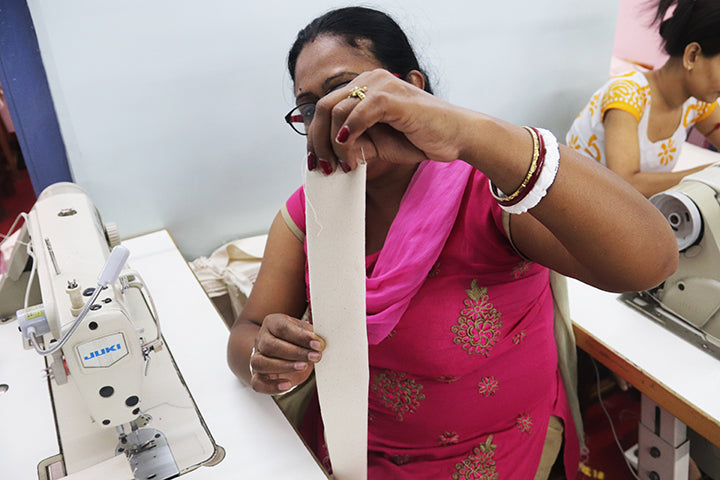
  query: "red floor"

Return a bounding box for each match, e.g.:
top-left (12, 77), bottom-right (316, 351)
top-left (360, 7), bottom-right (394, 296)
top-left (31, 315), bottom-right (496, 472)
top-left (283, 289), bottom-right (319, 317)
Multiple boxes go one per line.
top-left (0, 167), bottom-right (36, 238)
top-left (576, 388), bottom-right (641, 480)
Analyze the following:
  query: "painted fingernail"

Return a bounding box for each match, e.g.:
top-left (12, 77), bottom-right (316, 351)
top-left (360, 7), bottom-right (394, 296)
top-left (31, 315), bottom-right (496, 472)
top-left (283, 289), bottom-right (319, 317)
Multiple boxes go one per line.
top-left (308, 352), bottom-right (321, 362)
top-left (294, 361), bottom-right (308, 370)
top-left (336, 125), bottom-right (350, 144)
top-left (310, 340), bottom-right (322, 351)
top-left (339, 161), bottom-right (351, 173)
top-left (278, 382), bottom-right (292, 391)
top-left (319, 160), bottom-right (333, 175)
top-left (307, 152), bottom-right (317, 170)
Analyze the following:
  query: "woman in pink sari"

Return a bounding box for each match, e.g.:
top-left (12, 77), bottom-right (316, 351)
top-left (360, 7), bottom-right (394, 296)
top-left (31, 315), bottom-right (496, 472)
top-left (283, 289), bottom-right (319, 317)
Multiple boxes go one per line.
top-left (227, 7), bottom-right (678, 479)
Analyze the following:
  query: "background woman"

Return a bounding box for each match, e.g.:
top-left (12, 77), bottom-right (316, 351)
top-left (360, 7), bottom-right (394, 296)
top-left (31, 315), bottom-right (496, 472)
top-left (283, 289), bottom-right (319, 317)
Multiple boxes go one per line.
top-left (227, 7), bottom-right (677, 479)
top-left (567, 0), bottom-right (720, 198)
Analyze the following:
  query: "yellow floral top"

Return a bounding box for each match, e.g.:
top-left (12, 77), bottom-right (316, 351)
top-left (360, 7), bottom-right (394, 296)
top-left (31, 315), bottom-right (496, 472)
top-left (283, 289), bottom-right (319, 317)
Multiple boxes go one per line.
top-left (566, 70), bottom-right (717, 172)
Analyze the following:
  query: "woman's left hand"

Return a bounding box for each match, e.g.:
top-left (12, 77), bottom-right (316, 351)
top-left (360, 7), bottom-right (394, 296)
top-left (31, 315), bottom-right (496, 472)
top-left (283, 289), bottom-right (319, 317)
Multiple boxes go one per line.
top-left (308, 69), bottom-right (471, 172)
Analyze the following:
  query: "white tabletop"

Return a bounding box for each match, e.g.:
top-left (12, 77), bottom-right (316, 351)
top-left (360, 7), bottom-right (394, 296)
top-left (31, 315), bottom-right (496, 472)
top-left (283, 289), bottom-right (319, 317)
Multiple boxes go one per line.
top-left (0, 230), bottom-right (327, 479)
top-left (568, 278), bottom-right (720, 447)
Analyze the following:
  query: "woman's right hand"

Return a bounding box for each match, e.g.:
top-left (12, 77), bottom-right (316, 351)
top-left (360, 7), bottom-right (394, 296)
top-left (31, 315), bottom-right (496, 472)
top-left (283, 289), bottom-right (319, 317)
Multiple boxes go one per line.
top-left (250, 313), bottom-right (325, 395)
top-left (309, 69), bottom-right (470, 172)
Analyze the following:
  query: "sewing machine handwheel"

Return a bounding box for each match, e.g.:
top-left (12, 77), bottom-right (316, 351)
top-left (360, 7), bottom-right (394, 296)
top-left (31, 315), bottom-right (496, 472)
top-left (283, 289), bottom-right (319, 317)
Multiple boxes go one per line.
top-left (650, 191), bottom-right (702, 251)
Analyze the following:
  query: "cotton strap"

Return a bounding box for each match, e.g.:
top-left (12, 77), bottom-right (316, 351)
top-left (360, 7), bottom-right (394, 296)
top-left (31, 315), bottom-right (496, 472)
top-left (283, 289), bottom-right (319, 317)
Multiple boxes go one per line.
top-left (305, 163), bottom-right (368, 480)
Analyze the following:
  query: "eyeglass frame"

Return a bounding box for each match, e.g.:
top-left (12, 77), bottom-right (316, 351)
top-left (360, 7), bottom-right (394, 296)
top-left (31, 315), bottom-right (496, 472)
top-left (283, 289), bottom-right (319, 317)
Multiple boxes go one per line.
top-left (284, 102), bottom-right (316, 136)
top-left (284, 78), bottom-right (366, 136)
top-left (283, 74), bottom-right (405, 135)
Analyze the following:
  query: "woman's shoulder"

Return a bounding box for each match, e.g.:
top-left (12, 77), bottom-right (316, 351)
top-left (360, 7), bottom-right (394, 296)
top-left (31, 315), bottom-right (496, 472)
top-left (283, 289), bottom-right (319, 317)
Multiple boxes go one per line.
top-left (600, 70), bottom-right (650, 121)
top-left (281, 185), bottom-right (306, 241)
top-left (683, 98), bottom-right (718, 128)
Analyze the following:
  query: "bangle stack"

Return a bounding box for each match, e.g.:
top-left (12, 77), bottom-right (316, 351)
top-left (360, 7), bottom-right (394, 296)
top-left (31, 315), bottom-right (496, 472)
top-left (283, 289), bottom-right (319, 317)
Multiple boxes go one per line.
top-left (489, 126), bottom-right (560, 214)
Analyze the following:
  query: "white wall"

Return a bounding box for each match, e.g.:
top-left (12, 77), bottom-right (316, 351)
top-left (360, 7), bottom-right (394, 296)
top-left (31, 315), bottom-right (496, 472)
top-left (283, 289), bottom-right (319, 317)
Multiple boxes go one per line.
top-left (27, 0), bottom-right (619, 259)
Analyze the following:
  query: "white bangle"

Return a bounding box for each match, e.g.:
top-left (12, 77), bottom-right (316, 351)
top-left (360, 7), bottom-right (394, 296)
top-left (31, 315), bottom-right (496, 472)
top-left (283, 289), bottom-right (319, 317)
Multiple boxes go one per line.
top-left (250, 346), bottom-right (299, 395)
top-left (249, 346), bottom-right (256, 377)
top-left (499, 128), bottom-right (560, 215)
top-left (276, 383), bottom-right (300, 396)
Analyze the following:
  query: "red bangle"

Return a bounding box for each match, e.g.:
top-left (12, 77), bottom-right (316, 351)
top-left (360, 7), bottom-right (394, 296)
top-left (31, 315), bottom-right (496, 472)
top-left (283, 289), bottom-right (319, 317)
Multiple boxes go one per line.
top-left (500, 127), bottom-right (547, 207)
top-left (490, 126), bottom-right (541, 203)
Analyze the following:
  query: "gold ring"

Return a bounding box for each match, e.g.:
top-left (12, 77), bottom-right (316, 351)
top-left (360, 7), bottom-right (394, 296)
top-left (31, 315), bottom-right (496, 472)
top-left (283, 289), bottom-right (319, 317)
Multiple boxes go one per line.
top-left (348, 86), bottom-right (368, 100)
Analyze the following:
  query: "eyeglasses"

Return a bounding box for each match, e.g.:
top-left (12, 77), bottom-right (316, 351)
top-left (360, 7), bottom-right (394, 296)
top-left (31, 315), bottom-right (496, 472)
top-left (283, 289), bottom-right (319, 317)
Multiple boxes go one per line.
top-left (284, 102), bottom-right (316, 136)
top-left (284, 79), bottom-right (358, 136)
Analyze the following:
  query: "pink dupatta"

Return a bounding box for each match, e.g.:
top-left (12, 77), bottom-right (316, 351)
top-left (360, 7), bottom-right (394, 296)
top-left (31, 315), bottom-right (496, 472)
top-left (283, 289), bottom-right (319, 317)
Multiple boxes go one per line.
top-left (365, 160), bottom-right (473, 344)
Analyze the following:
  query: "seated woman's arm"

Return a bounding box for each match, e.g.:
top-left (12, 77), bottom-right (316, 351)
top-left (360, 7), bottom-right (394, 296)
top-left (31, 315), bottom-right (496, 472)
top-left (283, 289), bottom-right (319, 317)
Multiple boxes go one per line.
top-left (226, 212), bottom-right (324, 393)
top-left (694, 107), bottom-right (720, 151)
top-left (603, 109), bottom-right (712, 198)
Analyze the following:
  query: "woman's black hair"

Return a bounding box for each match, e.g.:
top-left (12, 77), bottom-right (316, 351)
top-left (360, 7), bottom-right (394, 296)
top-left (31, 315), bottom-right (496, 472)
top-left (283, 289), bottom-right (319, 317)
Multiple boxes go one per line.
top-left (287, 6), bottom-right (433, 94)
top-left (652, 0), bottom-right (720, 57)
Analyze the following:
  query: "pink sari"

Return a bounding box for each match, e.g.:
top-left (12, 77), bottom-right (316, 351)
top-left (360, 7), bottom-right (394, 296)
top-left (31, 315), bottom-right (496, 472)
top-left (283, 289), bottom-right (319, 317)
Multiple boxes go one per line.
top-left (284, 161), bottom-right (579, 479)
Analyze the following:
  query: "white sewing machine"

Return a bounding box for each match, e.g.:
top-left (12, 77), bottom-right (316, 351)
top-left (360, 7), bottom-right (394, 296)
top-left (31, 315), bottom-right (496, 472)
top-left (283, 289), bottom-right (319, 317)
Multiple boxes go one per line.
top-left (0, 183), bottom-right (223, 479)
top-left (622, 162), bottom-right (720, 360)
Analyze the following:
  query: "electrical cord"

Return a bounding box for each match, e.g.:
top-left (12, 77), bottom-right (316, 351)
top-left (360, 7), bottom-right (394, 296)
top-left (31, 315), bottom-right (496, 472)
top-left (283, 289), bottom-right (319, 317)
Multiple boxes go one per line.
top-left (591, 356), bottom-right (642, 480)
top-left (0, 211), bottom-right (28, 246)
top-left (23, 233), bottom-right (37, 310)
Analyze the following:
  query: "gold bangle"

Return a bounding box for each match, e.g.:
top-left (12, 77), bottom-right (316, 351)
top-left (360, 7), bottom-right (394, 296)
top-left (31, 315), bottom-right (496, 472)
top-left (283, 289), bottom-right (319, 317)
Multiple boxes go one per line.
top-left (492, 126), bottom-right (539, 202)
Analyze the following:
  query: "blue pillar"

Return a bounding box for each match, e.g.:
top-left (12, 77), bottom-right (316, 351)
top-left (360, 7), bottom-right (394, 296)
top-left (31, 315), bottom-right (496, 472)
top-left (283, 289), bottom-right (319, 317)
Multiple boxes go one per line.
top-left (0, 0), bottom-right (72, 196)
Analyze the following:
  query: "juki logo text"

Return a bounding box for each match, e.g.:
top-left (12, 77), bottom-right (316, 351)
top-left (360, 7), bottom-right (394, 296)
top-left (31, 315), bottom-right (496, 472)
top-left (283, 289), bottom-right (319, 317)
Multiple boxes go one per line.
top-left (84, 343), bottom-right (123, 360)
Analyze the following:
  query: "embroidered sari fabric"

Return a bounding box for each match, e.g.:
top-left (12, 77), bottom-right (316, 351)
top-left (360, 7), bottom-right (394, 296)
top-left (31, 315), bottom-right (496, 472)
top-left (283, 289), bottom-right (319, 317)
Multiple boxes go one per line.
top-left (283, 166), bottom-right (579, 479)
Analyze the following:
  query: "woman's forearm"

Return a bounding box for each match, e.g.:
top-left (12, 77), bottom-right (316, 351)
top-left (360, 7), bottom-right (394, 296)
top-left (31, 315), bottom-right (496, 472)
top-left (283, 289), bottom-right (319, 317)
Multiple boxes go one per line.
top-left (620, 165), bottom-right (713, 198)
top-left (457, 114), bottom-right (678, 290)
top-left (227, 320), bottom-right (260, 385)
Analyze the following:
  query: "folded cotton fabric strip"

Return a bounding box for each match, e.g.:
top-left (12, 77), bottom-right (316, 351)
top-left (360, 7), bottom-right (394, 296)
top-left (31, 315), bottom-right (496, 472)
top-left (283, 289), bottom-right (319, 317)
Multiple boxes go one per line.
top-left (306, 163), bottom-right (368, 480)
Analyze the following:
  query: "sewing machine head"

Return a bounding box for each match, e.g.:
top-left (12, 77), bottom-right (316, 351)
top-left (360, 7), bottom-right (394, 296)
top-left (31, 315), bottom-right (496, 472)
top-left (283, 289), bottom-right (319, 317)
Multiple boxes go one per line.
top-left (623, 163), bottom-right (720, 358)
top-left (0, 183), bottom-right (152, 426)
top-left (0, 182), bottom-right (221, 479)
